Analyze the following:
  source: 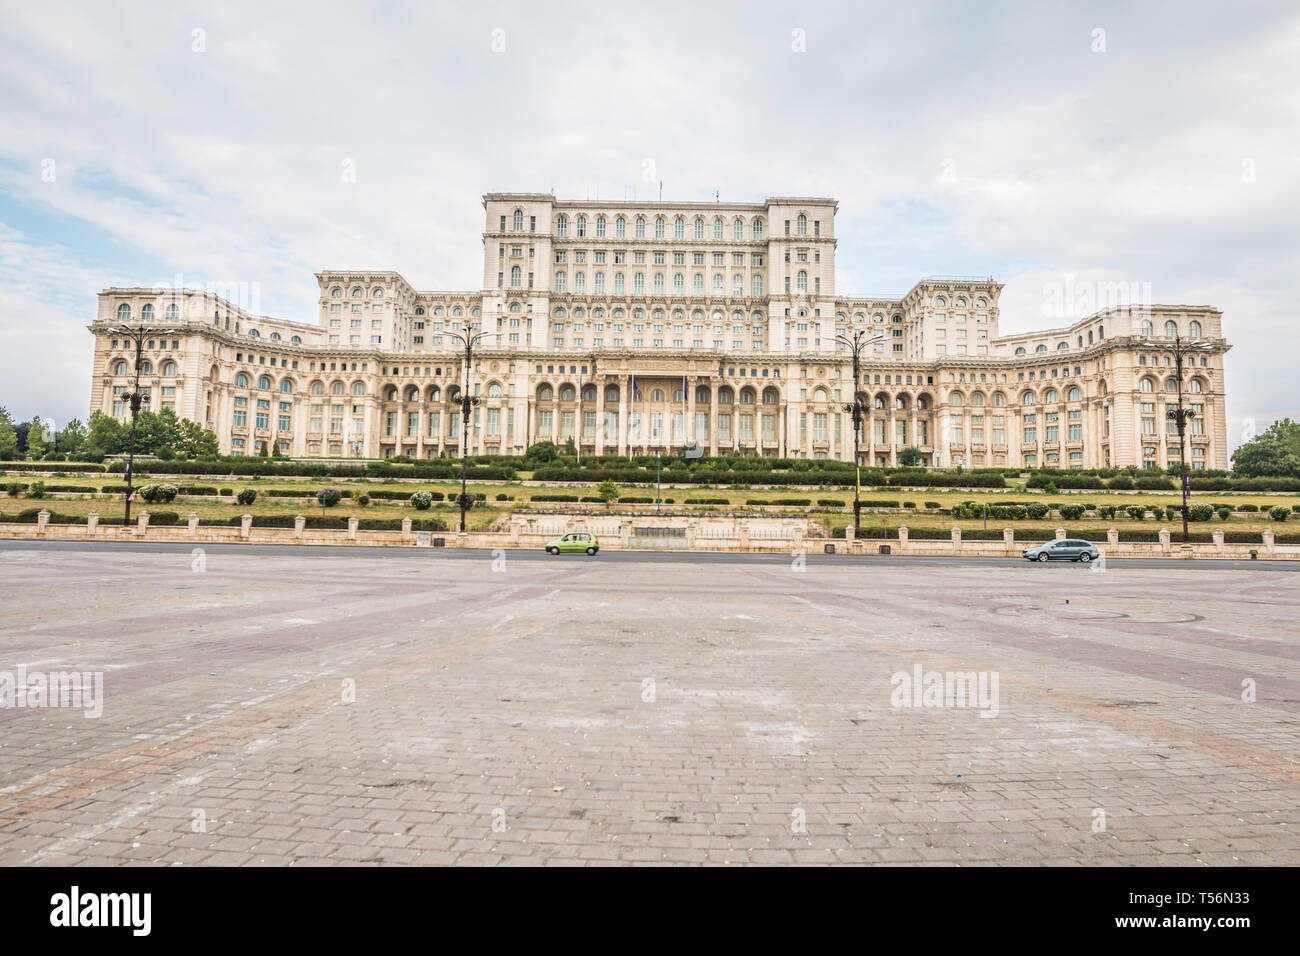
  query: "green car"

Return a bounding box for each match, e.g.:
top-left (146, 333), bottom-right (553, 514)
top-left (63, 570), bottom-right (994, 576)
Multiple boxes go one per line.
top-left (545, 532), bottom-right (600, 555)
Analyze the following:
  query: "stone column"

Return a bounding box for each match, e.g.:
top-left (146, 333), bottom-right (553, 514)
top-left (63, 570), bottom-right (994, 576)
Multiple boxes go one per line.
top-left (1003, 527), bottom-right (1015, 551)
top-left (898, 525), bottom-right (908, 551)
top-left (1055, 527), bottom-right (1066, 540)
top-left (1158, 527), bottom-right (1171, 554)
top-left (401, 516), bottom-right (412, 541)
top-left (1262, 528), bottom-right (1275, 554)
top-left (1107, 527), bottom-right (1119, 547)
top-left (686, 376), bottom-right (696, 445)
top-left (87, 511), bottom-right (99, 534)
top-left (618, 375), bottom-right (629, 457)
top-left (240, 513), bottom-right (253, 538)
top-left (188, 512), bottom-right (200, 537)
top-left (952, 526), bottom-right (962, 544)
top-left (739, 525), bottom-right (751, 551)
top-left (347, 515), bottom-right (359, 540)
top-left (36, 509), bottom-right (50, 534)
top-left (709, 387), bottom-right (719, 457)
top-left (1212, 527), bottom-right (1224, 553)
top-left (137, 511), bottom-right (150, 535)
top-left (294, 514), bottom-right (306, 538)
top-left (595, 380), bottom-right (606, 455)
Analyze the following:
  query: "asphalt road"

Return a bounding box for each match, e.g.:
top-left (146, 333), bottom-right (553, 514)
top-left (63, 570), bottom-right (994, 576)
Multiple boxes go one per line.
top-left (0, 537), bottom-right (1294, 570)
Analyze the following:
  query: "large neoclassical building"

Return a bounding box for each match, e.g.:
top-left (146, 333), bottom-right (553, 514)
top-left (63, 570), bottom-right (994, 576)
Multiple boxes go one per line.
top-left (88, 193), bottom-right (1230, 469)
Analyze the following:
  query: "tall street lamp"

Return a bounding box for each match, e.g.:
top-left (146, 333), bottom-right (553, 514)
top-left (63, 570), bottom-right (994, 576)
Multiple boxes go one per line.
top-left (444, 327), bottom-right (484, 533)
top-left (1138, 332), bottom-right (1214, 543)
top-left (835, 328), bottom-right (886, 539)
top-left (106, 322), bottom-right (176, 526)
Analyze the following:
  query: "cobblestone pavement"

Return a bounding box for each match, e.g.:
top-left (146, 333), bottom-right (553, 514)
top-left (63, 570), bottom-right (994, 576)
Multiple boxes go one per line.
top-left (1, 545), bottom-right (1297, 866)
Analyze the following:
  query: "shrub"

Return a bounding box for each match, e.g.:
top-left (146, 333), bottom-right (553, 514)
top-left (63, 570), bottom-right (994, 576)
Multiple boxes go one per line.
top-left (1059, 505), bottom-right (1086, 521)
top-left (318, 487), bottom-right (343, 507)
top-left (236, 487), bottom-right (258, 506)
top-left (1240, 504), bottom-right (1259, 512)
top-left (1293, 505), bottom-right (1300, 514)
top-left (409, 491), bottom-right (434, 510)
top-left (27, 480), bottom-right (46, 499)
top-left (139, 483), bottom-right (178, 504)
top-left (925, 501), bottom-right (940, 509)
top-left (1269, 505), bottom-right (1290, 522)
top-left (903, 501), bottom-right (916, 509)
top-left (687, 497), bottom-right (730, 505)
top-left (1098, 505), bottom-right (1117, 519)
top-left (1026, 503), bottom-right (1049, 520)
top-left (1108, 475), bottom-right (1135, 490)
top-left (357, 494), bottom-right (371, 507)
top-left (531, 494), bottom-right (579, 502)
top-left (1126, 505), bottom-right (1146, 521)
top-left (1188, 504), bottom-right (1215, 522)
top-left (5, 482), bottom-right (24, 496)
top-left (1216, 507), bottom-right (1231, 520)
top-left (817, 499), bottom-right (844, 507)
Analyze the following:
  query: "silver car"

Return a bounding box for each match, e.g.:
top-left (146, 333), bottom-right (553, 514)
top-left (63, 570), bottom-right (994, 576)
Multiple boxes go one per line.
top-left (1022, 539), bottom-right (1100, 563)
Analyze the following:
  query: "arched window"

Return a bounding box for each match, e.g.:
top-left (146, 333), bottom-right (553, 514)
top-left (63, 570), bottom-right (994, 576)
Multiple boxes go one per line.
top-left (140, 303), bottom-right (154, 321)
top-left (1189, 320), bottom-right (1202, 338)
top-left (331, 381), bottom-right (345, 395)
top-left (165, 303), bottom-right (179, 321)
top-left (235, 373), bottom-right (249, 388)
top-left (1014, 347), bottom-right (1026, 356)
top-left (763, 387), bottom-right (778, 404)
top-left (353, 382), bottom-right (365, 396)
top-left (538, 385), bottom-right (553, 401)
top-left (113, 360), bottom-right (129, 375)
top-left (582, 385), bottom-right (596, 402)
top-left (605, 385), bottom-right (620, 402)
top-left (635, 217), bottom-right (645, 238)
top-left (1140, 377), bottom-right (1154, 392)
top-left (310, 381), bottom-right (324, 395)
top-left (162, 361), bottom-right (177, 376)
top-left (384, 386), bottom-right (398, 401)
top-left (1022, 390), bottom-right (1036, 405)
top-left (1164, 378), bottom-right (1178, 392)
top-left (616, 216), bottom-right (626, 238)
top-left (257, 375), bottom-right (272, 390)
top-left (674, 217), bottom-right (684, 239)
top-left (487, 382), bottom-right (503, 397)
top-left (991, 392), bottom-right (1006, 406)
top-left (1035, 344), bottom-right (1048, 353)
top-left (510, 266), bottom-right (521, 287)
top-left (1057, 342), bottom-right (1069, 350)
top-left (718, 387), bottom-right (733, 404)
top-left (949, 392), bottom-right (964, 407)
top-left (513, 209), bottom-right (523, 230)
top-left (695, 218), bottom-right (704, 239)
top-left (576, 216), bottom-right (586, 237)
top-left (1189, 378), bottom-right (1204, 393)
top-left (1067, 386), bottom-right (1082, 401)
top-left (874, 395), bottom-right (886, 410)
top-left (654, 217), bottom-right (665, 238)
top-left (650, 388), bottom-right (664, 402)
top-left (1044, 388), bottom-right (1058, 403)
top-left (1140, 319), bottom-right (1154, 336)
top-left (740, 388), bottom-right (756, 404)
top-left (796, 270), bottom-right (808, 292)
top-left (1164, 320), bottom-right (1178, 336)
top-left (556, 214), bottom-right (567, 236)
top-left (351, 287), bottom-right (363, 297)
top-left (331, 287), bottom-right (342, 298)
top-left (797, 214), bottom-right (807, 235)
top-left (753, 219), bottom-right (763, 239)
top-left (895, 395), bottom-right (909, 410)
top-left (291, 336), bottom-right (301, 344)
top-left (969, 392), bottom-right (985, 406)
top-left (280, 379), bottom-right (293, 393)
top-left (116, 303), bottom-right (131, 321)
top-left (917, 395), bottom-right (931, 410)
top-left (596, 216), bottom-right (606, 237)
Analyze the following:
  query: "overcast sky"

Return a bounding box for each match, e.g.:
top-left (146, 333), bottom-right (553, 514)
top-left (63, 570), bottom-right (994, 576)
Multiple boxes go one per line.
top-left (1, 0), bottom-right (1296, 448)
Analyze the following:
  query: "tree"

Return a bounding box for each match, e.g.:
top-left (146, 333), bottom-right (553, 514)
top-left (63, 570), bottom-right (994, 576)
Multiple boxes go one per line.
top-left (0, 407), bottom-right (17, 459)
top-left (524, 440), bottom-right (559, 464)
top-left (175, 418), bottom-right (219, 458)
top-left (597, 479), bottom-right (619, 507)
top-left (1232, 419), bottom-right (1300, 477)
top-left (85, 411), bottom-right (128, 458)
top-left (898, 446), bottom-right (922, 467)
top-left (135, 407), bottom-right (182, 456)
top-left (56, 418), bottom-right (87, 457)
top-left (24, 418), bottom-right (49, 459)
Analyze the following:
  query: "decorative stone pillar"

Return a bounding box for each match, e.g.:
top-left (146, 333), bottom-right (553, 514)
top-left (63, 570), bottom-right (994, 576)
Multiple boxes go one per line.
top-left (240, 513), bottom-right (253, 538)
top-left (951, 525), bottom-right (962, 544)
top-left (1212, 528), bottom-right (1224, 553)
top-left (1003, 527), bottom-right (1015, 550)
top-left (36, 509), bottom-right (50, 534)
top-left (791, 525), bottom-right (804, 552)
top-left (1158, 527), bottom-right (1171, 553)
top-left (898, 525), bottom-right (908, 551)
top-left (188, 512), bottom-right (200, 537)
top-left (87, 511), bottom-right (99, 534)
top-left (137, 511), bottom-right (150, 535)
top-left (1262, 528), bottom-right (1275, 554)
top-left (294, 514), bottom-right (306, 538)
top-left (739, 525), bottom-right (751, 551)
top-left (347, 516), bottom-right (359, 540)
top-left (1107, 527), bottom-right (1119, 547)
top-left (401, 516), bottom-right (412, 540)
top-left (1055, 527), bottom-right (1067, 540)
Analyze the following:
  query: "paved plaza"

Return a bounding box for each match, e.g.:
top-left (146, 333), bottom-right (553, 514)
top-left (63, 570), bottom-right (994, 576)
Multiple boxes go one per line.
top-left (0, 542), bottom-right (1297, 866)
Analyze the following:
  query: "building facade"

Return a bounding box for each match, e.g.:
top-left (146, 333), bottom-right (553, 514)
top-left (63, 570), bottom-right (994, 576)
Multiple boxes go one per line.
top-left (87, 193), bottom-right (1230, 469)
